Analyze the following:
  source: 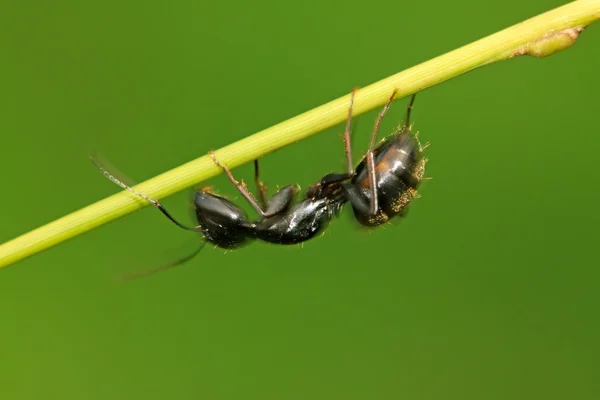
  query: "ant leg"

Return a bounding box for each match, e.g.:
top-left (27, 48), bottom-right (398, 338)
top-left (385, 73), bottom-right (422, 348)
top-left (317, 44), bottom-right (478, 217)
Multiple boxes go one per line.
top-left (265, 185), bottom-right (298, 215)
top-left (365, 89), bottom-right (398, 216)
top-left (343, 87), bottom-right (358, 175)
top-left (307, 172), bottom-right (353, 198)
top-left (90, 156), bottom-right (203, 233)
top-left (368, 90), bottom-right (398, 155)
top-left (209, 151), bottom-right (270, 217)
top-left (404, 93), bottom-right (417, 128)
top-left (252, 158), bottom-right (296, 215)
top-left (414, 131), bottom-right (431, 153)
top-left (320, 173), bottom-right (354, 185)
top-left (305, 87), bottom-right (357, 200)
top-left (253, 159), bottom-right (268, 208)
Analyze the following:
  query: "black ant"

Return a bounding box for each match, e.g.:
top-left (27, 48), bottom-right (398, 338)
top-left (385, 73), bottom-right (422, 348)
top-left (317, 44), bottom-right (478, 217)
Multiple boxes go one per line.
top-left (91, 87), bottom-right (428, 278)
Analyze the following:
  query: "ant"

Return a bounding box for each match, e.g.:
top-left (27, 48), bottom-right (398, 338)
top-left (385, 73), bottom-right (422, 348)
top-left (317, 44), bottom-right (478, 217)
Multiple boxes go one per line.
top-left (91, 87), bottom-right (428, 278)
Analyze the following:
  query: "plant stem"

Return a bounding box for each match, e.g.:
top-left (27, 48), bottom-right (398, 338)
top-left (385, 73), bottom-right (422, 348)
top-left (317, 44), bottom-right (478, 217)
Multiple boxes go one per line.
top-left (1, 0), bottom-right (599, 269)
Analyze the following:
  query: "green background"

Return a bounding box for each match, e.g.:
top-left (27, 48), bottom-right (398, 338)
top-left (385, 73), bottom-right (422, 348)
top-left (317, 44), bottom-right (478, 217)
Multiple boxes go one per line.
top-left (1, 0), bottom-right (599, 399)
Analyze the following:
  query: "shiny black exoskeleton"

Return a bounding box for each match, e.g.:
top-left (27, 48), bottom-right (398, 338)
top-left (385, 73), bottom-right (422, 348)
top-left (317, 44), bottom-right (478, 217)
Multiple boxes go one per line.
top-left (208, 152), bottom-right (346, 245)
top-left (248, 189), bottom-right (345, 244)
top-left (192, 190), bottom-right (252, 248)
top-left (91, 87), bottom-right (427, 279)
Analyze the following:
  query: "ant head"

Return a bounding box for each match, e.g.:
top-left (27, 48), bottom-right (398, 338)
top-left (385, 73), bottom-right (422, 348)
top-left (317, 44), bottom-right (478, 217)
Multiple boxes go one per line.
top-left (194, 190), bottom-right (251, 249)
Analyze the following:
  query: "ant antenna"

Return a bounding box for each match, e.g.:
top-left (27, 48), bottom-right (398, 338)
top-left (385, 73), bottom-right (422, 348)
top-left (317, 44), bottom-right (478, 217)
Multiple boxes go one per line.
top-left (119, 241), bottom-right (207, 281)
top-left (405, 93), bottom-right (417, 128)
top-left (90, 155), bottom-right (203, 233)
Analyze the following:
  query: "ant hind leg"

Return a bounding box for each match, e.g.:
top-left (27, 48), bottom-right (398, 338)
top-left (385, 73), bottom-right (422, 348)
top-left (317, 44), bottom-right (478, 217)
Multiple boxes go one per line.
top-left (364, 90), bottom-right (398, 216)
top-left (342, 87), bottom-right (358, 176)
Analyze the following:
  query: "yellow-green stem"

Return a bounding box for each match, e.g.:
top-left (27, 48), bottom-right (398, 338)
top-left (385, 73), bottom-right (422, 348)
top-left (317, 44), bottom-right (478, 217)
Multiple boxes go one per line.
top-left (1, 0), bottom-right (599, 269)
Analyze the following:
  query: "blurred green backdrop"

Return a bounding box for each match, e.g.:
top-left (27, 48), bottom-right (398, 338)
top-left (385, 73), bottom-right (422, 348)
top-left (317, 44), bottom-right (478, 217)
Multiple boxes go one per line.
top-left (1, 0), bottom-right (599, 399)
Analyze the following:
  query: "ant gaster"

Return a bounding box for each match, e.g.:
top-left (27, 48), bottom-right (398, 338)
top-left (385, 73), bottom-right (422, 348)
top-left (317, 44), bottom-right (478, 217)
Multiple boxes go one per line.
top-left (344, 89), bottom-right (428, 226)
top-left (311, 88), bottom-right (428, 226)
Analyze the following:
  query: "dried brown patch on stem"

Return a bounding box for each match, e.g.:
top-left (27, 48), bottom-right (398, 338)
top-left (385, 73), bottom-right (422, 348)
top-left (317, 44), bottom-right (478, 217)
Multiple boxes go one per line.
top-left (511, 26), bottom-right (585, 58)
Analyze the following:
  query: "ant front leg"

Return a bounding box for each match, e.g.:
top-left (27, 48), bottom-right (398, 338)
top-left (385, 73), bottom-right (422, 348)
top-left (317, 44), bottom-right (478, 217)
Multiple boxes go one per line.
top-left (307, 172), bottom-right (354, 199)
top-left (209, 151), bottom-right (270, 217)
top-left (211, 152), bottom-right (294, 218)
top-left (364, 89), bottom-right (397, 216)
top-left (253, 158), bottom-right (297, 216)
top-left (306, 88), bottom-right (359, 199)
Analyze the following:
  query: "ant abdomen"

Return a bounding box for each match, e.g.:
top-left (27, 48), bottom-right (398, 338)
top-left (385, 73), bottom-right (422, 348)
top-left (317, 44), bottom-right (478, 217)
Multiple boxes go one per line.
top-left (348, 131), bottom-right (425, 226)
top-left (341, 92), bottom-right (428, 227)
